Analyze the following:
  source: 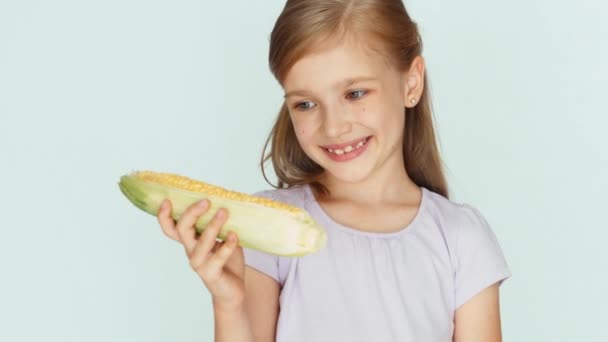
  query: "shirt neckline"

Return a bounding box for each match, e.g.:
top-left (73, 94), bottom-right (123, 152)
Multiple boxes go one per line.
top-left (303, 183), bottom-right (428, 238)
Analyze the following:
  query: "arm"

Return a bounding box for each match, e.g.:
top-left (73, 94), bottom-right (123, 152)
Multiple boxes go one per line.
top-left (213, 266), bottom-right (279, 342)
top-left (213, 303), bottom-right (255, 342)
top-left (243, 266), bottom-right (280, 342)
top-left (453, 282), bottom-right (503, 342)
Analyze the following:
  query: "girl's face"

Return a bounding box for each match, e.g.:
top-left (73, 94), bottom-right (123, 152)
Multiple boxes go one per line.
top-left (283, 38), bottom-right (422, 184)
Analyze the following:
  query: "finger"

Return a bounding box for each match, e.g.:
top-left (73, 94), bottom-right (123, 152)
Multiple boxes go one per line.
top-left (157, 199), bottom-right (179, 241)
top-left (189, 208), bottom-right (228, 262)
top-left (200, 232), bottom-right (239, 280)
top-left (190, 239), bottom-right (221, 270)
top-left (176, 199), bottom-right (211, 255)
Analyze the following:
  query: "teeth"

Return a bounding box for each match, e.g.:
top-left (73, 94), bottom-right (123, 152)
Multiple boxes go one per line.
top-left (326, 137), bottom-right (368, 155)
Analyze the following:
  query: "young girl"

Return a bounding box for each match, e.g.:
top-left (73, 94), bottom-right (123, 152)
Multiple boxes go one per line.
top-left (157, 0), bottom-right (511, 341)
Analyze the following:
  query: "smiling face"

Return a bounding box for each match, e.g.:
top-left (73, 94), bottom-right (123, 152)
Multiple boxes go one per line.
top-left (282, 36), bottom-right (422, 185)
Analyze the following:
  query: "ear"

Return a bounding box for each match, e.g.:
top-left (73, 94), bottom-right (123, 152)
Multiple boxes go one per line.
top-left (403, 55), bottom-right (425, 108)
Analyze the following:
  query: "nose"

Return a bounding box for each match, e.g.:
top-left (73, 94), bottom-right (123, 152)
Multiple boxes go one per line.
top-left (322, 103), bottom-right (352, 138)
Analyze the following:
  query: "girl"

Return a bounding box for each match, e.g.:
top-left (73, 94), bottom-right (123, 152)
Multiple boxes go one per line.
top-left (157, 0), bottom-right (511, 341)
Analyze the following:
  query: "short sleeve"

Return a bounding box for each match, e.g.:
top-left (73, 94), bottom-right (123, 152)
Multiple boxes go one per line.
top-left (242, 190), bottom-right (286, 285)
top-left (454, 204), bottom-right (512, 309)
top-left (243, 247), bottom-right (281, 283)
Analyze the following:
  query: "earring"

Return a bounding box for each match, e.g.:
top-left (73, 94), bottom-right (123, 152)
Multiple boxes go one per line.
top-left (410, 99), bottom-right (416, 105)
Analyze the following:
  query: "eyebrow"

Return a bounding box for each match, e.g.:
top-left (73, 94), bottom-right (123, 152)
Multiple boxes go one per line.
top-left (283, 76), bottom-right (378, 98)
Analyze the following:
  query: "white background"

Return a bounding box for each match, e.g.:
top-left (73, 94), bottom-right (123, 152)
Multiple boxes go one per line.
top-left (1, 0), bottom-right (606, 340)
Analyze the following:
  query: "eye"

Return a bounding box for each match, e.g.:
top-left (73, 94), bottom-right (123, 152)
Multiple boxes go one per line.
top-left (294, 101), bottom-right (316, 111)
top-left (346, 90), bottom-right (367, 100)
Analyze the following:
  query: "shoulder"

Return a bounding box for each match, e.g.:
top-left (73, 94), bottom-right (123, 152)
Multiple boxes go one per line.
top-left (421, 190), bottom-right (511, 309)
top-left (423, 188), bottom-right (511, 300)
top-left (422, 188), bottom-right (507, 267)
top-left (422, 188), bottom-right (493, 237)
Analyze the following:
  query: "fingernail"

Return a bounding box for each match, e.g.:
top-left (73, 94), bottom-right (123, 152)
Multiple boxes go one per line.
top-left (197, 199), bottom-right (208, 208)
top-left (160, 200), bottom-right (167, 210)
top-left (228, 233), bottom-right (236, 243)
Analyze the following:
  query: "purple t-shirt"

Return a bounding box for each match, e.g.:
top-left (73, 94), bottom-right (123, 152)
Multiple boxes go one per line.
top-left (243, 184), bottom-right (511, 341)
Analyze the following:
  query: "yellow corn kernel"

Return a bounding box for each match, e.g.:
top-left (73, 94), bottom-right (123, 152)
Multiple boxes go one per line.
top-left (133, 171), bottom-right (300, 213)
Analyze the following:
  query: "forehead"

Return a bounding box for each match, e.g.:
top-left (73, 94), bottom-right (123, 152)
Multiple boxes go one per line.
top-left (283, 38), bottom-right (392, 93)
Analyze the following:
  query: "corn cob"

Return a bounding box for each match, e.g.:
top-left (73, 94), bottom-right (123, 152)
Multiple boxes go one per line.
top-left (118, 170), bottom-right (327, 257)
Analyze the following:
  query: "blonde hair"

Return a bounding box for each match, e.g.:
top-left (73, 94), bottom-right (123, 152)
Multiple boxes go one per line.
top-left (260, 0), bottom-right (450, 199)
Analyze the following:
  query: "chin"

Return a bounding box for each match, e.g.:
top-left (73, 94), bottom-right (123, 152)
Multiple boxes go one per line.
top-left (323, 163), bottom-right (375, 184)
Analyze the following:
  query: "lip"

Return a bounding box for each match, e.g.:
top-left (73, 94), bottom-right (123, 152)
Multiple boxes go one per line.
top-left (322, 136), bottom-right (372, 162)
top-left (320, 136), bottom-right (371, 150)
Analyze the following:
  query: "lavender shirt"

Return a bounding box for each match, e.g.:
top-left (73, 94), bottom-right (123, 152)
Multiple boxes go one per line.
top-left (243, 184), bottom-right (511, 342)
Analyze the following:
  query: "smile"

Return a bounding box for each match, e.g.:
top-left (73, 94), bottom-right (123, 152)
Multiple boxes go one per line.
top-left (325, 136), bottom-right (369, 155)
top-left (321, 136), bottom-right (372, 162)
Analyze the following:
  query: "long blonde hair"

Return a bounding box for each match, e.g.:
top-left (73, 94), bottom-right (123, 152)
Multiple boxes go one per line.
top-left (260, 0), bottom-right (449, 199)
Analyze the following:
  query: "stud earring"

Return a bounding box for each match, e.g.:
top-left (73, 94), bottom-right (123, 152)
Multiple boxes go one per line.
top-left (410, 99), bottom-right (416, 105)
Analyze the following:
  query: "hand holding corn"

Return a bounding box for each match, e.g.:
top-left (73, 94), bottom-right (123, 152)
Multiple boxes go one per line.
top-left (118, 171), bottom-right (328, 308)
top-left (157, 197), bottom-right (246, 310)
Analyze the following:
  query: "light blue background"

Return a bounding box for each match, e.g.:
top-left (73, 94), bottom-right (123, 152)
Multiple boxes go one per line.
top-left (1, 0), bottom-right (606, 341)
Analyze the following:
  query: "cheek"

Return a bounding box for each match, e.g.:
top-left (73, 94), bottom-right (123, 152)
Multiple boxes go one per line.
top-left (365, 105), bottom-right (403, 133)
top-left (292, 122), bottom-right (311, 146)
top-left (387, 110), bottom-right (406, 137)
top-left (298, 128), bottom-right (315, 147)
top-left (292, 118), bottom-right (314, 139)
top-left (293, 125), bottom-right (307, 140)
